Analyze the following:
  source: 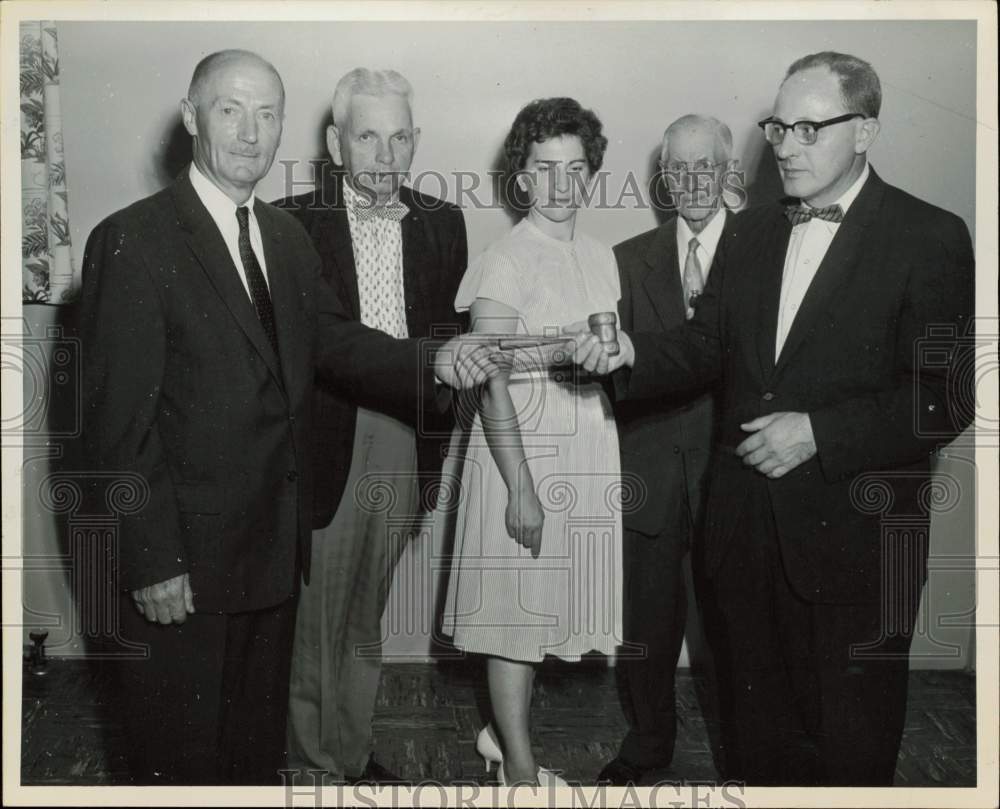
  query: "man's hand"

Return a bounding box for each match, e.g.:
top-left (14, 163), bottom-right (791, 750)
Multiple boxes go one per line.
top-left (737, 412), bottom-right (817, 479)
top-left (433, 335), bottom-right (505, 389)
top-left (562, 321), bottom-right (635, 376)
top-left (131, 572), bottom-right (195, 625)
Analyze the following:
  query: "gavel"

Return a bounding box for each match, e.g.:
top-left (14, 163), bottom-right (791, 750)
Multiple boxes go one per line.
top-left (588, 311), bottom-right (620, 356)
top-left (471, 312), bottom-right (620, 358)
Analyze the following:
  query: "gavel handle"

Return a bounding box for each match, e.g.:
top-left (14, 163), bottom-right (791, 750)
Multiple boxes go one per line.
top-left (495, 336), bottom-right (573, 350)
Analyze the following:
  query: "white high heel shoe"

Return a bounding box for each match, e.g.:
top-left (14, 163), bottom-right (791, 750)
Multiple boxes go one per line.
top-left (475, 725), bottom-right (503, 772)
top-left (497, 762), bottom-right (568, 787)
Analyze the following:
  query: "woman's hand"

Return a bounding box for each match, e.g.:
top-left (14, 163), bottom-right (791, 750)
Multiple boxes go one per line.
top-left (506, 481), bottom-right (545, 559)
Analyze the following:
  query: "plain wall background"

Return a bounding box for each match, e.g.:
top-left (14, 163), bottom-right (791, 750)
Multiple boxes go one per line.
top-left (21, 19), bottom-right (978, 667)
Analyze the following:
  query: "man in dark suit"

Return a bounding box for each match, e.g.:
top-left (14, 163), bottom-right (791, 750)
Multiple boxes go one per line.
top-left (78, 50), bottom-right (494, 786)
top-left (572, 52), bottom-right (974, 785)
top-left (599, 115), bottom-right (736, 786)
top-left (273, 67), bottom-right (467, 785)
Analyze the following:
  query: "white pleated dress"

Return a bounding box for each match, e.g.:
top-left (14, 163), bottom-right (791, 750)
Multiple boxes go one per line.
top-left (442, 217), bottom-right (624, 663)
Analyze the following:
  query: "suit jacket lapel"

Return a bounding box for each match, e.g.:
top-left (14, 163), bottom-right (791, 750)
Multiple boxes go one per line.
top-left (641, 217), bottom-right (686, 329)
top-left (171, 172), bottom-right (284, 388)
top-left (400, 187), bottom-right (433, 336)
top-left (755, 212), bottom-right (792, 383)
top-left (773, 171), bottom-right (885, 378)
top-left (311, 169), bottom-right (360, 318)
top-left (256, 200), bottom-right (303, 396)
top-left (326, 207), bottom-right (361, 319)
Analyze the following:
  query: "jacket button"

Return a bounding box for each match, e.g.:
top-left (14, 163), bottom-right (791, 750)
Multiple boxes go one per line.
top-left (673, 446), bottom-right (680, 454)
top-left (287, 470), bottom-right (299, 482)
top-left (762, 392), bottom-right (776, 401)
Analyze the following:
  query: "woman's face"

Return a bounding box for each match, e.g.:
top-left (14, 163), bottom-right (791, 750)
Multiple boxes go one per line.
top-left (518, 134), bottom-right (592, 224)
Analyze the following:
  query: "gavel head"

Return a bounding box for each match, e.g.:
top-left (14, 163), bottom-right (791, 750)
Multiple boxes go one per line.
top-left (588, 311), bottom-right (620, 356)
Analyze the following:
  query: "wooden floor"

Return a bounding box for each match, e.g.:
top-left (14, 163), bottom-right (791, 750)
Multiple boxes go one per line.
top-left (19, 657), bottom-right (976, 787)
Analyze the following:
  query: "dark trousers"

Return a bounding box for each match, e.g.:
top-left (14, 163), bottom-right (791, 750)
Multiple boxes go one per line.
top-left (616, 507), bottom-right (690, 769)
top-left (115, 592), bottom-right (298, 785)
top-left (710, 493), bottom-right (920, 786)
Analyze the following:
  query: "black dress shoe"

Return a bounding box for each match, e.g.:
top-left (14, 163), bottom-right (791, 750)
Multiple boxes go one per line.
top-left (597, 757), bottom-right (649, 786)
top-left (346, 755), bottom-right (409, 786)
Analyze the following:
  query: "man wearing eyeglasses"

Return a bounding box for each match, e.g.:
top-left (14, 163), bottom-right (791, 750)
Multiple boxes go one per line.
top-left (597, 115), bottom-right (737, 786)
top-left (571, 52), bottom-right (974, 785)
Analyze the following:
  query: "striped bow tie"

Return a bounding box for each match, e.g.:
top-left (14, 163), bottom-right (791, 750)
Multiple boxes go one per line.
top-left (784, 203), bottom-right (844, 226)
top-left (351, 198), bottom-right (410, 223)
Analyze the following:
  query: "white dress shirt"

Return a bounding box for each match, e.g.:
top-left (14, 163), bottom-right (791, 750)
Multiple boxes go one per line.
top-left (188, 163), bottom-right (268, 298)
top-left (343, 183), bottom-right (409, 339)
top-left (676, 207), bottom-right (726, 286)
top-left (775, 162), bottom-right (870, 360)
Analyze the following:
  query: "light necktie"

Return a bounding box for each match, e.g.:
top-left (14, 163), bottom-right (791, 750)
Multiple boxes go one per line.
top-left (682, 236), bottom-right (704, 320)
top-left (784, 203), bottom-right (845, 226)
top-left (235, 206), bottom-right (279, 358)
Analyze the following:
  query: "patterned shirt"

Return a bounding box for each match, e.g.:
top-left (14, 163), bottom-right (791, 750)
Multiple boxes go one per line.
top-left (343, 183), bottom-right (409, 338)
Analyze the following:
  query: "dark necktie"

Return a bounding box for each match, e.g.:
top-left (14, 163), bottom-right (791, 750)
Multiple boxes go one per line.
top-left (235, 206), bottom-right (279, 358)
top-left (784, 203), bottom-right (845, 226)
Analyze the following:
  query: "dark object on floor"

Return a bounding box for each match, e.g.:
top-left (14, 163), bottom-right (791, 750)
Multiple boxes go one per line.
top-left (597, 756), bottom-right (650, 785)
top-left (346, 754), bottom-right (409, 786)
top-left (25, 631), bottom-right (49, 676)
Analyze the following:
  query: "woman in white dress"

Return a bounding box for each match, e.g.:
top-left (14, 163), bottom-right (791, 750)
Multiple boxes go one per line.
top-left (442, 98), bottom-right (623, 785)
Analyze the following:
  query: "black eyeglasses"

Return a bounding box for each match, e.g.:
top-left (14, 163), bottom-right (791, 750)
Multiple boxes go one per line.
top-left (757, 113), bottom-right (865, 146)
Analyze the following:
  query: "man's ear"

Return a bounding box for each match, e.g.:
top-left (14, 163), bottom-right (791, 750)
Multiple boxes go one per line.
top-left (326, 124), bottom-right (344, 166)
top-left (720, 157), bottom-right (746, 211)
top-left (855, 118), bottom-right (881, 155)
top-left (180, 98), bottom-right (198, 137)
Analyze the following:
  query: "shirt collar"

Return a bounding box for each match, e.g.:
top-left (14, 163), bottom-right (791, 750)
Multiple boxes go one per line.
top-left (677, 207), bottom-right (726, 254)
top-left (189, 162), bottom-right (257, 224)
top-left (520, 214), bottom-right (577, 249)
top-left (343, 180), bottom-right (401, 210)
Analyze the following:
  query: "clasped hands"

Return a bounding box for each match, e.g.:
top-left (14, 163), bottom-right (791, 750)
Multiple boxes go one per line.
top-left (736, 411), bottom-right (817, 478)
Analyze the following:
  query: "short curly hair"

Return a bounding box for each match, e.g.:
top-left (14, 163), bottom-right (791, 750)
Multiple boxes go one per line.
top-left (503, 97), bottom-right (608, 174)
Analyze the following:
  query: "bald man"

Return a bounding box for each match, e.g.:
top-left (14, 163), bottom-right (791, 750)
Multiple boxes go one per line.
top-left (78, 49), bottom-right (495, 785)
top-left (598, 115), bottom-right (737, 785)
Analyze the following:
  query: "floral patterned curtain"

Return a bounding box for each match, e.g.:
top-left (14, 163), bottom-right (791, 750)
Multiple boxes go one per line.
top-left (20, 21), bottom-right (78, 304)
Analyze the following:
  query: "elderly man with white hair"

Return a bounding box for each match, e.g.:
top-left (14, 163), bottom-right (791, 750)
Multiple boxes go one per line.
top-left (275, 67), bottom-right (468, 785)
top-left (598, 114), bottom-right (738, 786)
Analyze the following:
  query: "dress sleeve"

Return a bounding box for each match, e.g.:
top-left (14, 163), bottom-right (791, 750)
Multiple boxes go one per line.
top-left (454, 249), bottom-right (524, 314)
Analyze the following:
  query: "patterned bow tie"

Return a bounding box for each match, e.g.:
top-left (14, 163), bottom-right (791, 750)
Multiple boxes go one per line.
top-left (351, 198), bottom-right (410, 223)
top-left (784, 203), bottom-right (845, 226)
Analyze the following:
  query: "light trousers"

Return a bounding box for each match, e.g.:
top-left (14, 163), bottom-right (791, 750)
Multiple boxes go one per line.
top-left (286, 407), bottom-right (419, 780)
